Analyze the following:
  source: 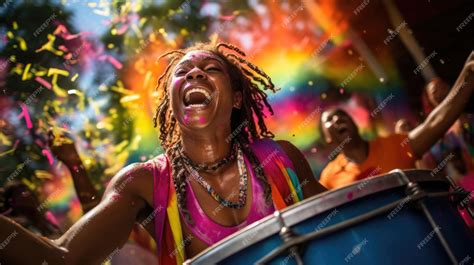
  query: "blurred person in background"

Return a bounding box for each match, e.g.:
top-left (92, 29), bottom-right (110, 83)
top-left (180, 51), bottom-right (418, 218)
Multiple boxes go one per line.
top-left (318, 52), bottom-right (474, 190)
top-left (0, 181), bottom-right (62, 238)
top-left (422, 77), bottom-right (474, 175)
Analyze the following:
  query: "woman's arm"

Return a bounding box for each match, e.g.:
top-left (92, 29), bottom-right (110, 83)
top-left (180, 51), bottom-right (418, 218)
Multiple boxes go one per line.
top-left (409, 53), bottom-right (474, 158)
top-left (276, 140), bottom-right (327, 199)
top-left (48, 129), bottom-right (100, 213)
top-left (0, 163), bottom-right (153, 265)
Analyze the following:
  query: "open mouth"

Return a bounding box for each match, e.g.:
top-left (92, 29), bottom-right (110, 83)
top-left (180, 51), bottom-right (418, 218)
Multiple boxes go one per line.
top-left (183, 87), bottom-right (212, 108)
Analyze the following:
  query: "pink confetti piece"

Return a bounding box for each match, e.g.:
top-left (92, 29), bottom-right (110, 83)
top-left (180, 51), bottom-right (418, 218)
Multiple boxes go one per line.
top-left (107, 55), bottom-right (123, 69)
top-left (116, 24), bottom-right (129, 35)
top-left (35, 77), bottom-right (52, 89)
top-left (219, 15), bottom-right (236, 21)
top-left (42, 149), bottom-right (54, 165)
top-left (20, 103), bottom-right (33, 129)
top-left (54, 24), bottom-right (84, 40)
top-left (35, 139), bottom-right (44, 148)
top-left (199, 117), bottom-right (206, 124)
top-left (58, 45), bottom-right (69, 52)
top-left (13, 139), bottom-right (20, 149)
top-left (346, 192), bottom-right (354, 200)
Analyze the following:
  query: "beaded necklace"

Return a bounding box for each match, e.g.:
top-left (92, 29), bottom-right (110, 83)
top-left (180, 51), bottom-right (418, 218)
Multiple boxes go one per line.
top-left (182, 143), bottom-right (248, 209)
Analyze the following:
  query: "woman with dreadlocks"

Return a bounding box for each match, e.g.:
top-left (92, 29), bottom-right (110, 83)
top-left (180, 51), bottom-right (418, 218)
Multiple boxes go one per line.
top-left (0, 42), bottom-right (326, 265)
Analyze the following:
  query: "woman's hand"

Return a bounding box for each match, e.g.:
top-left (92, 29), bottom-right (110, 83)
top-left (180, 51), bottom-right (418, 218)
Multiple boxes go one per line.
top-left (47, 127), bottom-right (81, 166)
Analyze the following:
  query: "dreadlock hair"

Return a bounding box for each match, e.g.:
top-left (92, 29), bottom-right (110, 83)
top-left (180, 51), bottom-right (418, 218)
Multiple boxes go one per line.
top-left (153, 42), bottom-right (278, 223)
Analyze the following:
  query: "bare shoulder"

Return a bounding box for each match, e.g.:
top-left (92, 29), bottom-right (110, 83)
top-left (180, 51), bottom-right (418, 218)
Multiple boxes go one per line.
top-left (275, 140), bottom-right (302, 159)
top-left (275, 140), bottom-right (327, 197)
top-left (104, 160), bottom-right (155, 205)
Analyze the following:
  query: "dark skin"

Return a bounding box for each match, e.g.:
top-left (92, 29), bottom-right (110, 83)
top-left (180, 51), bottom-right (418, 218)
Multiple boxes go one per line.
top-left (0, 50), bottom-right (325, 264)
top-left (3, 184), bottom-right (61, 238)
top-left (321, 53), bottom-right (474, 164)
top-left (47, 129), bottom-right (100, 212)
top-left (426, 78), bottom-right (450, 107)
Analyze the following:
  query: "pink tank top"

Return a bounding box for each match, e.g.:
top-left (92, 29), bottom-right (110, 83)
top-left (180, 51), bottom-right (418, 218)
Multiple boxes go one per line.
top-left (181, 154), bottom-right (275, 246)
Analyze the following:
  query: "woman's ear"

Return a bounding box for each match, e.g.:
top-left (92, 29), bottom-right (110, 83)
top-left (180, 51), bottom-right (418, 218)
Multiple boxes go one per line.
top-left (233, 91), bottom-right (243, 109)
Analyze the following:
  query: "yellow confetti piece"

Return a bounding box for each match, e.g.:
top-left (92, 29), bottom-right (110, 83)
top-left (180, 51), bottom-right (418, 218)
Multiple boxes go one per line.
top-left (111, 81), bottom-right (133, 94)
top-left (115, 140), bottom-right (130, 153)
top-left (143, 70), bottom-right (152, 88)
top-left (71, 73), bottom-right (79, 82)
top-left (22, 179), bottom-right (35, 191)
top-left (50, 125), bottom-right (73, 145)
top-left (0, 132), bottom-right (12, 146)
top-left (68, 89), bottom-right (85, 110)
top-left (7, 31), bottom-right (14, 39)
top-left (84, 158), bottom-right (92, 166)
top-left (131, 24), bottom-right (142, 39)
top-left (13, 21), bottom-right (18, 30)
top-left (159, 28), bottom-right (168, 37)
top-left (17, 37), bottom-right (27, 51)
top-left (149, 32), bottom-right (157, 42)
top-left (180, 28), bottom-right (189, 36)
top-left (36, 35), bottom-right (64, 56)
top-left (129, 135), bottom-right (142, 151)
top-left (48, 68), bottom-right (70, 97)
top-left (35, 170), bottom-right (54, 180)
top-left (0, 148), bottom-right (15, 157)
top-left (96, 121), bottom-right (114, 131)
top-left (22, 63), bottom-right (32, 80)
top-left (90, 101), bottom-right (101, 115)
top-left (48, 68), bottom-right (69, 77)
top-left (34, 68), bottom-right (48, 76)
top-left (120, 94), bottom-right (140, 103)
top-left (107, 43), bottom-right (114, 49)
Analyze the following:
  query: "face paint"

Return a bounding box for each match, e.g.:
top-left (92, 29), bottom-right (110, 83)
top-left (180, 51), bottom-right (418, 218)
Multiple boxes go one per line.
top-left (168, 50), bottom-right (233, 130)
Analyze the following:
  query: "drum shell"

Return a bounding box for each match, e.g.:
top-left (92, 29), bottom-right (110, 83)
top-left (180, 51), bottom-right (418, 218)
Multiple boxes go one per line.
top-left (189, 172), bottom-right (474, 265)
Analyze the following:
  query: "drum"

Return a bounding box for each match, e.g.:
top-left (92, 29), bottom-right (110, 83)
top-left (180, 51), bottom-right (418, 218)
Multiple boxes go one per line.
top-left (184, 169), bottom-right (474, 265)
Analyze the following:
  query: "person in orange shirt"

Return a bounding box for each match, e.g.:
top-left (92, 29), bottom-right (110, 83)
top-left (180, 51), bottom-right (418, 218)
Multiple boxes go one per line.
top-left (319, 52), bottom-right (474, 190)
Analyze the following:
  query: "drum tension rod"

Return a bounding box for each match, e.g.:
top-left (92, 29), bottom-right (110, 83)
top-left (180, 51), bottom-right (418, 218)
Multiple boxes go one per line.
top-left (256, 211), bottom-right (305, 265)
top-left (257, 191), bottom-right (458, 265)
top-left (445, 175), bottom-right (474, 219)
top-left (401, 172), bottom-right (459, 265)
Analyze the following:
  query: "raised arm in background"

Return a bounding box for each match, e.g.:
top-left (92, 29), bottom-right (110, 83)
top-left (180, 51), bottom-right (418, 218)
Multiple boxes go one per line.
top-left (409, 52), bottom-right (474, 158)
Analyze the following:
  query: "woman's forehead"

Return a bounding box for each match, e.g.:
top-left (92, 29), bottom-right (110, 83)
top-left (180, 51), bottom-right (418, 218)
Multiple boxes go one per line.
top-left (178, 50), bottom-right (224, 64)
top-left (322, 108), bottom-right (349, 121)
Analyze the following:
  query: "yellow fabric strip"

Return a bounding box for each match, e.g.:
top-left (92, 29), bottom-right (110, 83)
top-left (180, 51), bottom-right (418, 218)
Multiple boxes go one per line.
top-left (167, 192), bottom-right (185, 265)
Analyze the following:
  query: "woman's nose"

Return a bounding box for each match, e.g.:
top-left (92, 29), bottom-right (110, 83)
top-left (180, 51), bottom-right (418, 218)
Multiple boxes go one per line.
top-left (186, 67), bottom-right (206, 80)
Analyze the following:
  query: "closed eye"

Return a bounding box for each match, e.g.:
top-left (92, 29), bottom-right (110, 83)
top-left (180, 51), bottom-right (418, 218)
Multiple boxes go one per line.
top-left (175, 69), bottom-right (188, 76)
top-left (205, 66), bottom-right (221, 72)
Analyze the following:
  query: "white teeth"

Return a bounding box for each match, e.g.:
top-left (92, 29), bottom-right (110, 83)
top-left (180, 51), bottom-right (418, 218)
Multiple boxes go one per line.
top-left (185, 88), bottom-right (211, 103)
